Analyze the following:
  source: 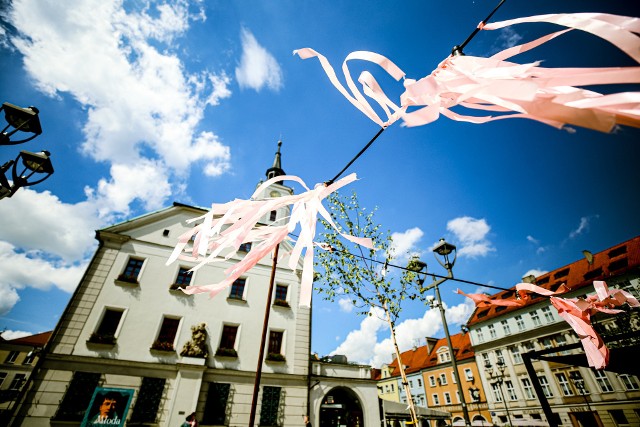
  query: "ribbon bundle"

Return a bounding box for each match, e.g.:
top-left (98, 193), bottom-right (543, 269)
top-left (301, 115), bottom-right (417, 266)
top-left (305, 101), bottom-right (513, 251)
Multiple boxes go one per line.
top-left (457, 281), bottom-right (639, 369)
top-left (166, 173), bottom-right (373, 308)
top-left (295, 13), bottom-right (640, 132)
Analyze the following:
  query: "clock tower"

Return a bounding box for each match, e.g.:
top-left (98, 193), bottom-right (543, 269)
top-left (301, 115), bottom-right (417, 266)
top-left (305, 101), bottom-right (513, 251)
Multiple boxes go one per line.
top-left (257, 139), bottom-right (294, 224)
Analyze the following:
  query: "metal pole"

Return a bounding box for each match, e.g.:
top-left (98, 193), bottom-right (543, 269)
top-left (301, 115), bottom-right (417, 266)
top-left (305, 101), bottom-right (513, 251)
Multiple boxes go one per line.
top-left (496, 379), bottom-right (513, 427)
top-left (248, 244), bottom-right (280, 427)
top-left (434, 276), bottom-right (472, 427)
top-left (522, 351), bottom-right (557, 427)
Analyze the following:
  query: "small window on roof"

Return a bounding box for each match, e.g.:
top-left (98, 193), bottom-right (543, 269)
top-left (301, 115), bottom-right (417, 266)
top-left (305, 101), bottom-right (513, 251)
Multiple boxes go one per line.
top-left (537, 277), bottom-right (549, 285)
top-left (554, 268), bottom-right (570, 279)
top-left (502, 291), bottom-right (514, 299)
top-left (608, 246), bottom-right (627, 258)
top-left (549, 282), bottom-right (563, 292)
top-left (609, 258), bottom-right (628, 271)
top-left (163, 229), bottom-right (170, 237)
top-left (477, 309), bottom-right (489, 318)
top-left (495, 306), bottom-right (507, 312)
top-left (584, 268), bottom-right (603, 281)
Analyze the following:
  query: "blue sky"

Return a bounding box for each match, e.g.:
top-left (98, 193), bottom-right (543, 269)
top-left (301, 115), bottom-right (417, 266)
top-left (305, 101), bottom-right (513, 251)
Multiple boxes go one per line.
top-left (0, 0), bottom-right (638, 367)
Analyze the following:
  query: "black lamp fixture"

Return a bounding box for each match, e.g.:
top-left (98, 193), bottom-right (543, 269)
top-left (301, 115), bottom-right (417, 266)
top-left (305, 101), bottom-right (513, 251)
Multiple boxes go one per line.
top-left (0, 102), bottom-right (42, 145)
top-left (0, 150), bottom-right (54, 199)
top-left (433, 238), bottom-right (457, 270)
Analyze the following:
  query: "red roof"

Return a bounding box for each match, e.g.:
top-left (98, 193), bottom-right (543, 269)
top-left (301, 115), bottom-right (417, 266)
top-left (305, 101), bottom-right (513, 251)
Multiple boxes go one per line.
top-left (388, 333), bottom-right (474, 376)
top-left (467, 235), bottom-right (640, 326)
top-left (6, 331), bottom-right (52, 347)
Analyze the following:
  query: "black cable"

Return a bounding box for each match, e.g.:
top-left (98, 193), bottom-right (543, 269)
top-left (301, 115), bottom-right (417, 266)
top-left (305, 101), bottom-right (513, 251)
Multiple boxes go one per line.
top-left (325, 126), bottom-right (385, 186)
top-left (451, 0), bottom-right (507, 56)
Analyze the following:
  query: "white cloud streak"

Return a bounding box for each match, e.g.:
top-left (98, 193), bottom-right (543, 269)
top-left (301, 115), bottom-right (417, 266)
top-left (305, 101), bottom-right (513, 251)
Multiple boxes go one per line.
top-left (390, 227), bottom-right (424, 261)
top-left (235, 27), bottom-right (283, 91)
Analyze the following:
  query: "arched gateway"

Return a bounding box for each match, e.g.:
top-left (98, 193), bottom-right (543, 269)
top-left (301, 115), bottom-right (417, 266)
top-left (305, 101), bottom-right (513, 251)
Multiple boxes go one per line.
top-left (320, 386), bottom-right (364, 427)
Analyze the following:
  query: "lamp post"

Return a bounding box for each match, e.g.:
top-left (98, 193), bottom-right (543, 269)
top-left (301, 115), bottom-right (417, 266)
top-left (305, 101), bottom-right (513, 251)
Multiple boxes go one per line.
top-left (0, 102), bottom-right (54, 198)
top-left (469, 387), bottom-right (483, 426)
top-left (484, 360), bottom-right (513, 427)
top-left (408, 238), bottom-right (472, 427)
top-left (569, 371), bottom-right (592, 412)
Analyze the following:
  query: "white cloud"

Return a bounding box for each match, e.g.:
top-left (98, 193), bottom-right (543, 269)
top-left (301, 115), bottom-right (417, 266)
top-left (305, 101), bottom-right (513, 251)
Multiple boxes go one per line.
top-left (390, 227), bottom-right (424, 261)
top-left (338, 297), bottom-right (355, 313)
top-left (235, 27), bottom-right (283, 91)
top-left (0, 329), bottom-right (32, 340)
top-left (8, 0), bottom-right (232, 214)
top-left (333, 298), bottom-right (476, 368)
top-left (522, 269), bottom-right (548, 280)
top-left (569, 215), bottom-right (598, 239)
top-left (446, 216), bottom-right (495, 258)
top-left (0, 286), bottom-right (20, 316)
top-left (526, 235), bottom-right (539, 245)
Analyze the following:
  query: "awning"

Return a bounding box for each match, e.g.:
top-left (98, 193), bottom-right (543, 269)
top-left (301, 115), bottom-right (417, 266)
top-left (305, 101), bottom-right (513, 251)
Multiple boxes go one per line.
top-left (381, 399), bottom-right (451, 421)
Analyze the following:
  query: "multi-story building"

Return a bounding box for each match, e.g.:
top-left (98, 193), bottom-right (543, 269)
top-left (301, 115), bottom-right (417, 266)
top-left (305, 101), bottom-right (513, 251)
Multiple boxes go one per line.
top-left (376, 363), bottom-right (401, 403)
top-left (466, 236), bottom-right (640, 427)
top-left (10, 145), bottom-right (315, 427)
top-left (420, 333), bottom-right (490, 427)
top-left (0, 331), bottom-right (51, 423)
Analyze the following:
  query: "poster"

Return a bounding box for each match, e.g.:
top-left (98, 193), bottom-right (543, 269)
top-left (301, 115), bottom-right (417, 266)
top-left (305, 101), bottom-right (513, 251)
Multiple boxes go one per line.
top-left (80, 387), bottom-right (134, 427)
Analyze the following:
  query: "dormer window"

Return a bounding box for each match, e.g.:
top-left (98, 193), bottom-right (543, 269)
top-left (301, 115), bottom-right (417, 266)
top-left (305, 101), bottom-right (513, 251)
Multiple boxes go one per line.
top-left (269, 210), bottom-right (277, 222)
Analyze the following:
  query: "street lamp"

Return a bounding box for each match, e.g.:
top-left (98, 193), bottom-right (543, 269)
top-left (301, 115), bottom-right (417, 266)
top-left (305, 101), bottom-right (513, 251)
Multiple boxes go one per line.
top-left (0, 101), bottom-right (54, 199)
top-left (0, 150), bottom-right (54, 199)
top-left (0, 103), bottom-right (42, 145)
top-left (569, 371), bottom-right (592, 412)
top-left (484, 359), bottom-right (513, 427)
top-left (408, 238), bottom-right (472, 427)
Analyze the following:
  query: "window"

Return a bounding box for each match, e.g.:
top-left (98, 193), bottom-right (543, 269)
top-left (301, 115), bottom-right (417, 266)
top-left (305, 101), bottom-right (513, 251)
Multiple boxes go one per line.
top-left (239, 242), bottom-right (252, 252)
top-left (229, 278), bottom-right (246, 300)
top-left (203, 382), bottom-right (231, 425)
top-left (530, 311), bottom-right (541, 326)
top-left (432, 394), bottom-right (440, 405)
top-left (495, 349), bottom-right (505, 365)
top-left (118, 257), bottom-right (144, 283)
top-left (476, 329), bottom-right (485, 343)
top-left (523, 341), bottom-right (535, 352)
top-left (488, 324), bottom-right (497, 338)
top-left (541, 337), bottom-right (553, 349)
top-left (172, 267), bottom-right (192, 289)
top-left (482, 353), bottom-right (490, 364)
top-left (9, 373), bottom-right (26, 390)
top-left (456, 390), bottom-right (460, 403)
top-left (54, 372), bottom-right (101, 421)
top-left (89, 308), bottom-right (124, 344)
top-left (491, 383), bottom-right (502, 402)
top-left (444, 392), bottom-right (452, 404)
top-left (541, 306), bottom-right (554, 323)
top-left (515, 315), bottom-right (525, 331)
top-left (619, 374), bottom-right (640, 391)
top-left (417, 378), bottom-right (422, 387)
top-left (391, 383), bottom-right (394, 392)
top-left (269, 210), bottom-right (277, 222)
top-left (274, 284), bottom-right (289, 307)
top-left (5, 351), bottom-right (19, 364)
top-left (464, 368), bottom-right (473, 381)
top-left (438, 348), bottom-right (451, 363)
top-left (439, 373), bottom-right (447, 385)
top-left (409, 380), bottom-right (414, 388)
top-left (259, 386), bottom-right (281, 426)
top-left (267, 330), bottom-right (284, 357)
top-left (152, 316), bottom-right (180, 350)
top-left (505, 380), bottom-right (517, 400)
top-left (429, 376), bottom-right (436, 387)
top-left (451, 371), bottom-right (457, 383)
top-left (521, 378), bottom-right (535, 399)
top-left (217, 325), bottom-right (238, 357)
top-left (0, 372), bottom-right (6, 387)
top-left (538, 375), bottom-right (554, 398)
top-left (608, 410), bottom-right (628, 425)
top-left (594, 370), bottom-right (614, 392)
top-left (511, 346), bottom-right (522, 364)
top-left (130, 377), bottom-right (166, 423)
top-left (556, 373), bottom-right (574, 396)
top-left (23, 350), bottom-right (37, 365)
top-left (501, 320), bottom-right (511, 335)
top-left (570, 371), bottom-right (590, 394)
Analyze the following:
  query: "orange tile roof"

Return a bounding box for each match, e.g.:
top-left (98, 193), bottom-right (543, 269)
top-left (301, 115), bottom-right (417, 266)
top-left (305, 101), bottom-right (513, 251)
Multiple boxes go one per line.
top-left (467, 235), bottom-right (640, 326)
top-left (6, 331), bottom-right (52, 347)
top-left (388, 333), bottom-right (474, 376)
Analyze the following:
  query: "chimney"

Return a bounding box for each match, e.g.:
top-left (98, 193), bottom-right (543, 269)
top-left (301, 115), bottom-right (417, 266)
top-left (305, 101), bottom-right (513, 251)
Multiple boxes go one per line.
top-left (425, 337), bottom-right (438, 353)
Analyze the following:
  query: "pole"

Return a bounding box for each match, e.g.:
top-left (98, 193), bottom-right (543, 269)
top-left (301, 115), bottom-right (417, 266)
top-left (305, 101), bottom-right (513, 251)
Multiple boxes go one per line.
top-left (434, 275), bottom-right (472, 427)
top-left (496, 380), bottom-right (513, 427)
top-left (248, 244), bottom-right (280, 427)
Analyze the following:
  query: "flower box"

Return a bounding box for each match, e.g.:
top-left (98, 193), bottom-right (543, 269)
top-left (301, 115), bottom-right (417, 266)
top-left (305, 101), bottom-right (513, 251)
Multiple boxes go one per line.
top-left (273, 299), bottom-right (290, 308)
top-left (215, 347), bottom-right (238, 358)
top-left (87, 333), bottom-right (116, 345)
top-left (266, 352), bottom-right (286, 362)
top-left (150, 340), bottom-right (175, 352)
top-left (116, 274), bottom-right (139, 284)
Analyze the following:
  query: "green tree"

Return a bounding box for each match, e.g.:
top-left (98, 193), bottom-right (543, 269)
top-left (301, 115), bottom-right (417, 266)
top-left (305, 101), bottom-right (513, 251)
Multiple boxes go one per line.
top-left (314, 191), bottom-right (420, 425)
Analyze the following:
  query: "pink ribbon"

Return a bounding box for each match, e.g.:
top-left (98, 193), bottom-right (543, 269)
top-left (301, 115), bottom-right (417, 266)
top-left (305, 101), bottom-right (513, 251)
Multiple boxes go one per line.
top-left (166, 173), bottom-right (373, 308)
top-left (296, 12), bottom-right (640, 133)
top-left (458, 281), bottom-right (639, 369)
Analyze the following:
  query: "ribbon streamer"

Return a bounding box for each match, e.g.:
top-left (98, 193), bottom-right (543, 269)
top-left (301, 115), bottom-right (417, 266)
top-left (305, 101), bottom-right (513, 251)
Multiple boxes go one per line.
top-left (166, 173), bottom-right (373, 308)
top-left (295, 12), bottom-right (640, 132)
top-left (458, 280), bottom-right (639, 369)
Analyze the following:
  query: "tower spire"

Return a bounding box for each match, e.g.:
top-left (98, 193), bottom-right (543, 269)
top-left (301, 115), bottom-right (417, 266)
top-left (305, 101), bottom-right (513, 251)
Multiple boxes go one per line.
top-left (266, 139), bottom-right (285, 179)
